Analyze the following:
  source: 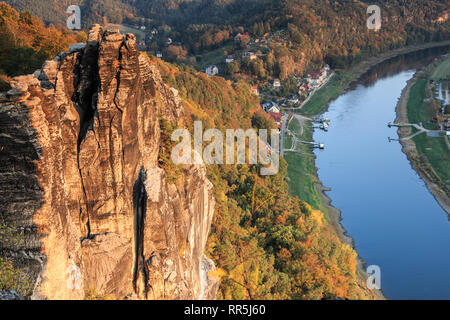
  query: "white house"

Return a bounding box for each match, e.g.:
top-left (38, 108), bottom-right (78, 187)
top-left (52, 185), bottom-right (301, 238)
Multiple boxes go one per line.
top-left (140, 26), bottom-right (146, 30)
top-left (226, 56), bottom-right (234, 63)
top-left (206, 65), bottom-right (219, 76)
top-left (273, 79), bottom-right (281, 88)
top-left (251, 85), bottom-right (259, 96)
top-left (156, 51), bottom-right (163, 58)
top-left (262, 101), bottom-right (279, 112)
top-left (242, 52), bottom-right (257, 60)
top-left (267, 106), bottom-right (280, 114)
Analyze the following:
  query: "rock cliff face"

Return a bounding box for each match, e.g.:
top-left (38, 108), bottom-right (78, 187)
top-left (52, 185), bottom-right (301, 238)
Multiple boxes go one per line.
top-left (0, 25), bottom-right (218, 300)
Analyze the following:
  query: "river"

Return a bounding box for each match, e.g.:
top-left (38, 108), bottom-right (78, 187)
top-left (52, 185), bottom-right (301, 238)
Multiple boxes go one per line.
top-left (312, 46), bottom-right (450, 299)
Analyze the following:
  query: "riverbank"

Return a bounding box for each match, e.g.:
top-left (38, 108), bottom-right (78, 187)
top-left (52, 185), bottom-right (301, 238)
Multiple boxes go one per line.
top-left (301, 40), bottom-right (450, 116)
top-left (314, 161), bottom-right (386, 299)
top-left (289, 40), bottom-right (450, 234)
top-left (316, 177), bottom-right (386, 300)
top-left (286, 40), bottom-right (450, 300)
top-left (394, 60), bottom-right (450, 216)
top-left (284, 98), bottom-right (386, 299)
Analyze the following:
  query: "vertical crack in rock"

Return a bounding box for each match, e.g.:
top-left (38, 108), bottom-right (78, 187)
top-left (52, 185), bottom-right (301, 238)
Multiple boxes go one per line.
top-left (112, 42), bottom-right (124, 114)
top-left (72, 43), bottom-right (100, 238)
top-left (132, 167), bottom-right (148, 297)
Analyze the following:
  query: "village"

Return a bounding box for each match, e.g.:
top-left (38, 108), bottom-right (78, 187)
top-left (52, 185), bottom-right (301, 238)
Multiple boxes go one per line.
top-left (206, 61), bottom-right (333, 134)
top-left (199, 31), bottom-right (334, 134)
top-left (114, 23), bottom-right (333, 149)
top-left (202, 30), bottom-right (334, 154)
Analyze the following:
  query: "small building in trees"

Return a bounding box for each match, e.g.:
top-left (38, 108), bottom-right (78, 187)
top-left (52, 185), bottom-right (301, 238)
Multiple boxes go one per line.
top-left (267, 106), bottom-right (280, 114)
top-left (251, 85), bottom-right (259, 96)
top-left (306, 70), bottom-right (327, 87)
top-left (206, 65), bottom-right (219, 76)
top-left (273, 79), bottom-right (281, 88)
top-left (242, 52), bottom-right (257, 60)
top-left (262, 101), bottom-right (279, 112)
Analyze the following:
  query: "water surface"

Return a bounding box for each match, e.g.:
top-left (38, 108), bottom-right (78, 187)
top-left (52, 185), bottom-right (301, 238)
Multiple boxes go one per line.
top-left (312, 46), bottom-right (450, 299)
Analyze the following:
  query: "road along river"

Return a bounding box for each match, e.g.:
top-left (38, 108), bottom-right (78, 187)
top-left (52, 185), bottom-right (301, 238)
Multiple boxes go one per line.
top-left (312, 46), bottom-right (450, 299)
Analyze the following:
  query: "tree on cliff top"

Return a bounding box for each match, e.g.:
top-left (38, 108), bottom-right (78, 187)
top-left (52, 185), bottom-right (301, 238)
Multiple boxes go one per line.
top-left (0, 3), bottom-right (78, 77)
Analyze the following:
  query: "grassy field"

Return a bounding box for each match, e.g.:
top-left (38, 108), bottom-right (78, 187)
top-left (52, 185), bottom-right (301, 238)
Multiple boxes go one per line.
top-left (196, 43), bottom-right (233, 71)
top-left (284, 70), bottom-right (356, 217)
top-left (284, 117), bottom-right (327, 215)
top-left (106, 24), bottom-right (146, 40)
top-left (431, 55), bottom-right (450, 80)
top-left (406, 79), bottom-right (434, 124)
top-left (407, 79), bottom-right (450, 189)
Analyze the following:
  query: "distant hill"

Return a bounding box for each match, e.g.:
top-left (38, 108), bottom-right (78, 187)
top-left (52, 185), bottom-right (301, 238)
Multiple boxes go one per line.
top-left (0, 3), bottom-right (79, 83)
top-left (4, 0), bottom-right (449, 66)
top-left (2, 0), bottom-right (75, 26)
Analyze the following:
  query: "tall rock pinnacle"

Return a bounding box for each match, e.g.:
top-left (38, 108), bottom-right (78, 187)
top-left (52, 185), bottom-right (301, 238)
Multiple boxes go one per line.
top-left (0, 25), bottom-right (218, 300)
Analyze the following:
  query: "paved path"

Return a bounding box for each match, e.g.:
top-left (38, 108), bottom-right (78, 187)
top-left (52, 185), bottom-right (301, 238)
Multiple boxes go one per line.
top-left (280, 113), bottom-right (290, 157)
top-left (389, 122), bottom-right (444, 141)
top-left (283, 114), bottom-right (315, 153)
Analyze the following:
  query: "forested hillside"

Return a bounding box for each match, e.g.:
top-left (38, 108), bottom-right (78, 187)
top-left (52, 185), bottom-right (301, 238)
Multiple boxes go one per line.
top-left (0, 3), bottom-right (81, 89)
top-left (4, 0), bottom-right (448, 80)
top-left (154, 57), bottom-right (377, 299)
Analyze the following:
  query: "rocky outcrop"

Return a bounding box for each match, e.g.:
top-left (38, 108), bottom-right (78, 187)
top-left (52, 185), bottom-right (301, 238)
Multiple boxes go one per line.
top-left (0, 25), bottom-right (217, 300)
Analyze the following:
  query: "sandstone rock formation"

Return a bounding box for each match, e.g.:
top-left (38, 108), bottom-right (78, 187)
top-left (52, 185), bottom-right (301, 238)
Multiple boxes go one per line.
top-left (0, 25), bottom-right (218, 300)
